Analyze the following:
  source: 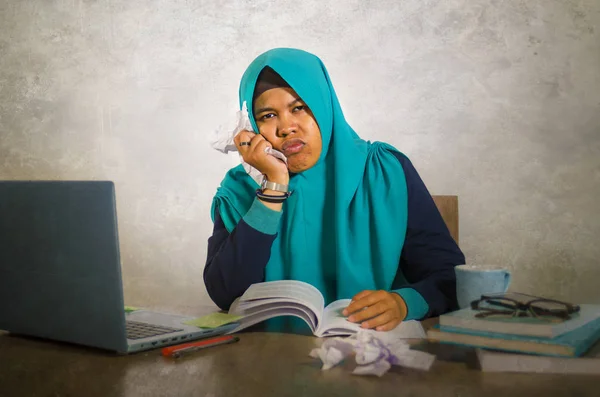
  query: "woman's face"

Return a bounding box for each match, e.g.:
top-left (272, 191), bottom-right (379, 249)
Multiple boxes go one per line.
top-left (254, 87), bottom-right (322, 173)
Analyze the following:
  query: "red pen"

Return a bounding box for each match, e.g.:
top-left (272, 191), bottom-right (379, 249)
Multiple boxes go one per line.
top-left (161, 335), bottom-right (240, 358)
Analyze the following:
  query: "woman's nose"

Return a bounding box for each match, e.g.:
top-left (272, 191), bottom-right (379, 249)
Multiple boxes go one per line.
top-left (277, 113), bottom-right (297, 137)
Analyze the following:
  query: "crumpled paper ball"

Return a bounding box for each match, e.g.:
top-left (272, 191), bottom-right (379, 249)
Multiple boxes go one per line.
top-left (309, 330), bottom-right (435, 377)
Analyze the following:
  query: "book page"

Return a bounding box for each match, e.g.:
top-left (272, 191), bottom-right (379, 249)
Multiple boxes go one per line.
top-left (230, 299), bottom-right (318, 330)
top-left (226, 307), bottom-right (317, 334)
top-left (238, 280), bottom-right (325, 318)
top-left (316, 299), bottom-right (359, 336)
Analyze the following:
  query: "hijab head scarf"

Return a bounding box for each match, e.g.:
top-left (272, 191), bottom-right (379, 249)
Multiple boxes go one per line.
top-left (212, 48), bottom-right (409, 303)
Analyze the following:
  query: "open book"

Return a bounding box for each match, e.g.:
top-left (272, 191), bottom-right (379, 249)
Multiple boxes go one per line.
top-left (226, 280), bottom-right (425, 338)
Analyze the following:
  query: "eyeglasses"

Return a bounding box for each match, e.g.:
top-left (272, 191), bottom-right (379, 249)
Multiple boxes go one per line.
top-left (470, 292), bottom-right (580, 322)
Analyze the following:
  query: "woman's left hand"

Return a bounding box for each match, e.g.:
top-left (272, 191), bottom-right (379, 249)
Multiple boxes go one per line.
top-left (342, 290), bottom-right (408, 331)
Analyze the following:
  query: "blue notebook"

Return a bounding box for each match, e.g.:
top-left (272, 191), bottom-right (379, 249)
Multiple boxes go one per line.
top-left (428, 314), bottom-right (600, 357)
top-left (439, 304), bottom-right (600, 338)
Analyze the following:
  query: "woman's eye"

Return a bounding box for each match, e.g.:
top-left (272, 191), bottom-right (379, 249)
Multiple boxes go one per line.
top-left (260, 113), bottom-right (275, 121)
top-left (293, 105), bottom-right (305, 112)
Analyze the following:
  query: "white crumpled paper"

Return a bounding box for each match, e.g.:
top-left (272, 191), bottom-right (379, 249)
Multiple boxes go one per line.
top-left (309, 330), bottom-right (435, 377)
top-left (209, 101), bottom-right (287, 185)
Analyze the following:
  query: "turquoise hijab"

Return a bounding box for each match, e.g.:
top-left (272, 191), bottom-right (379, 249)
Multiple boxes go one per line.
top-left (212, 48), bottom-right (409, 304)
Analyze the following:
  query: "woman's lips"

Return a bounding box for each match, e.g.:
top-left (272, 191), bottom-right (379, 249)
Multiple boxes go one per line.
top-left (282, 139), bottom-right (306, 156)
top-left (283, 143), bottom-right (305, 155)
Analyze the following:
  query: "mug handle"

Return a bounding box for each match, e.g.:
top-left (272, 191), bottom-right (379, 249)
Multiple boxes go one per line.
top-left (503, 272), bottom-right (511, 292)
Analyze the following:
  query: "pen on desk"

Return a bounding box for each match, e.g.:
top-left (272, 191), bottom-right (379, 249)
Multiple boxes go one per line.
top-left (161, 335), bottom-right (240, 358)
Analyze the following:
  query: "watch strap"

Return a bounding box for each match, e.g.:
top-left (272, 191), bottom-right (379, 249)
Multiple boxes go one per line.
top-left (261, 178), bottom-right (289, 193)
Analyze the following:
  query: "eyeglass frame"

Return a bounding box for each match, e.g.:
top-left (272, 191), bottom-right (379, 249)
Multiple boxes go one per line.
top-left (470, 293), bottom-right (580, 320)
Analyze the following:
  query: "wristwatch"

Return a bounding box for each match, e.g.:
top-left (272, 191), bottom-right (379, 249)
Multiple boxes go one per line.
top-left (260, 176), bottom-right (289, 193)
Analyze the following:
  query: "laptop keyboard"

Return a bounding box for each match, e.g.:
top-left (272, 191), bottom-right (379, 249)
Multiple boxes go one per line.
top-left (126, 320), bottom-right (184, 340)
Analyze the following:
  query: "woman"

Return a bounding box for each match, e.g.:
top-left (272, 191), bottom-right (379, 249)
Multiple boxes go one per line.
top-left (205, 48), bottom-right (465, 331)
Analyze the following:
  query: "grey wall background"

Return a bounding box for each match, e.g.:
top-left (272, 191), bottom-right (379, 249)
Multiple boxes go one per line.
top-left (1, 0), bottom-right (598, 309)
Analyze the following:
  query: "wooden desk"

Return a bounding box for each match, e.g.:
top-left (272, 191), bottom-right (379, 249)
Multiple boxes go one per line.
top-left (1, 324), bottom-right (598, 397)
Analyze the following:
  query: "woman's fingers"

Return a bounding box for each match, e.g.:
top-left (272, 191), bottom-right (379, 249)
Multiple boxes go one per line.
top-left (234, 132), bottom-right (288, 180)
top-left (360, 310), bottom-right (397, 329)
top-left (348, 300), bottom-right (389, 323)
top-left (342, 290), bottom-right (374, 316)
top-left (374, 318), bottom-right (402, 332)
top-left (235, 131), bottom-right (266, 163)
top-left (245, 135), bottom-right (271, 164)
top-left (343, 290), bottom-right (408, 331)
top-left (351, 290), bottom-right (374, 302)
top-left (234, 129), bottom-right (255, 148)
top-left (344, 290), bottom-right (385, 317)
top-left (250, 134), bottom-right (271, 155)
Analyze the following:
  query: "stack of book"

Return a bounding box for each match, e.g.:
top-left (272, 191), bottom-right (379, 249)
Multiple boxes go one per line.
top-left (427, 304), bottom-right (600, 374)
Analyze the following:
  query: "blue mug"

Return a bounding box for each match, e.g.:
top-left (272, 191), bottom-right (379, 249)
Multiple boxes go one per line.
top-left (455, 265), bottom-right (511, 309)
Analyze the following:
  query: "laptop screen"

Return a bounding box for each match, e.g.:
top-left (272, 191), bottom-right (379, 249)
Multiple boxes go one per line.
top-left (0, 181), bottom-right (128, 352)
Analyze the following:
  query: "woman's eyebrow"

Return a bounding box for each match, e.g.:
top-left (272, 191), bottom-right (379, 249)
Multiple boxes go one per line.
top-left (255, 98), bottom-right (303, 115)
top-left (287, 98), bottom-right (303, 107)
top-left (254, 106), bottom-right (275, 115)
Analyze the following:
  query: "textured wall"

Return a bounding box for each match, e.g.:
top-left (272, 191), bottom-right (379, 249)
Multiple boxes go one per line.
top-left (1, 0), bottom-right (598, 308)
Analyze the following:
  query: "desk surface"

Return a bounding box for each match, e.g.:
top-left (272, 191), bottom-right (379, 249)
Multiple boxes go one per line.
top-left (1, 325), bottom-right (599, 397)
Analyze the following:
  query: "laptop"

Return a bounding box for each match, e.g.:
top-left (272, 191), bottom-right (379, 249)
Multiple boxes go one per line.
top-left (0, 181), bottom-right (237, 354)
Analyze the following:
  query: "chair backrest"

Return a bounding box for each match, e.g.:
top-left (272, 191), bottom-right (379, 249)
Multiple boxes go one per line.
top-left (431, 195), bottom-right (459, 245)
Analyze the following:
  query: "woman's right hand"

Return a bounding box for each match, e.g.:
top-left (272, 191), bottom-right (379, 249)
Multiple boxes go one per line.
top-left (234, 130), bottom-right (289, 185)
